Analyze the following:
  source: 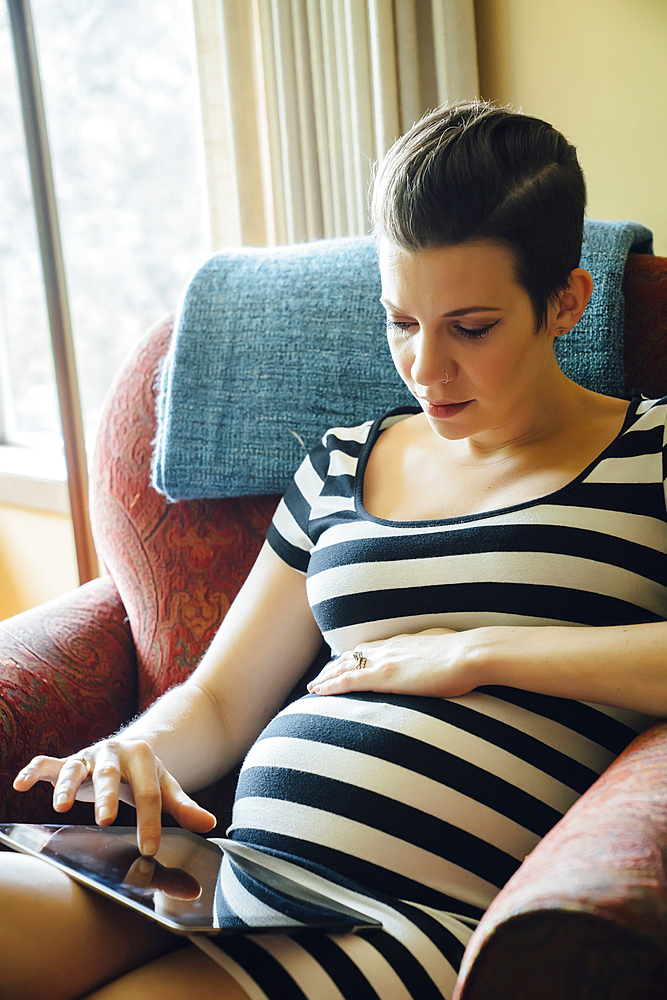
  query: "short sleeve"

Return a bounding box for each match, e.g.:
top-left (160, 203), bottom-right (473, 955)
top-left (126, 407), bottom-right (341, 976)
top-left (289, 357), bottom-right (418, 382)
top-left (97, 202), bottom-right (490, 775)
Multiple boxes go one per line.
top-left (630, 393), bottom-right (667, 515)
top-left (266, 435), bottom-right (330, 573)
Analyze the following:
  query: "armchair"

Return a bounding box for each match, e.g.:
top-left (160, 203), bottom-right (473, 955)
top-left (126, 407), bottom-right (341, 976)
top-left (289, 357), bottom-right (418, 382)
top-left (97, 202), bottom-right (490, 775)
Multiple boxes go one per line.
top-left (0, 243), bottom-right (666, 998)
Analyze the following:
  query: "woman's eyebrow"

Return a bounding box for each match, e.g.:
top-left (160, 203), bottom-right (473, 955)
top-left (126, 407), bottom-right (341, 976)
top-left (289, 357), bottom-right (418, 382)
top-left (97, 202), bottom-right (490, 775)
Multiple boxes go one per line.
top-left (442, 306), bottom-right (502, 317)
top-left (380, 298), bottom-right (501, 317)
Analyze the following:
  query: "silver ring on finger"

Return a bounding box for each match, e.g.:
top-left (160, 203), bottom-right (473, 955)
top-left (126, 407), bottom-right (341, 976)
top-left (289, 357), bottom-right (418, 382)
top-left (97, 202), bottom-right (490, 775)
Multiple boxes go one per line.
top-left (353, 651), bottom-right (368, 670)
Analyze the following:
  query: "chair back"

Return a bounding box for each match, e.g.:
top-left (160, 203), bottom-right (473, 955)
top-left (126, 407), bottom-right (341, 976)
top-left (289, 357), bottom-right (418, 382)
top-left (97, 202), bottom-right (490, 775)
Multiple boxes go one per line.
top-left (91, 253), bottom-right (667, 714)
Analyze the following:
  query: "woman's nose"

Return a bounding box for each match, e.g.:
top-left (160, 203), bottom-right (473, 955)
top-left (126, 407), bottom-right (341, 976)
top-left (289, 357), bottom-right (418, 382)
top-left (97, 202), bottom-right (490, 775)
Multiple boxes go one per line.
top-left (411, 330), bottom-right (453, 387)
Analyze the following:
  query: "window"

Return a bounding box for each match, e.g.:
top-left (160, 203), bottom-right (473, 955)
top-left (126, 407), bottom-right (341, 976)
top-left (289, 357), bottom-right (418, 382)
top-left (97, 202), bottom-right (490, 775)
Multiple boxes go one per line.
top-left (0, 0), bottom-right (208, 454)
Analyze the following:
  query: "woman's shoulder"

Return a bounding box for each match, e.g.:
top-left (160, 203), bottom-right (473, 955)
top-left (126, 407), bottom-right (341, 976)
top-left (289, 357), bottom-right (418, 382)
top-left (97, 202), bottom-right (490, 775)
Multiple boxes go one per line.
top-left (625, 391), bottom-right (667, 432)
top-left (291, 407), bottom-right (420, 495)
top-left (317, 407), bottom-right (420, 457)
top-left (632, 391), bottom-right (667, 413)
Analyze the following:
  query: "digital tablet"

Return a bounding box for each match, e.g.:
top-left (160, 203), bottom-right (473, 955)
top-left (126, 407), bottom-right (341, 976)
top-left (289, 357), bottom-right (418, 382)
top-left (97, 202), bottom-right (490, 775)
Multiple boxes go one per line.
top-left (0, 824), bottom-right (381, 936)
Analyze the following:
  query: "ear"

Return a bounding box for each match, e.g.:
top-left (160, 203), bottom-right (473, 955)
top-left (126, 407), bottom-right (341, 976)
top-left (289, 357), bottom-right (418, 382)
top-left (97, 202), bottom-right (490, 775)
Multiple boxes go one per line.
top-left (551, 268), bottom-right (594, 338)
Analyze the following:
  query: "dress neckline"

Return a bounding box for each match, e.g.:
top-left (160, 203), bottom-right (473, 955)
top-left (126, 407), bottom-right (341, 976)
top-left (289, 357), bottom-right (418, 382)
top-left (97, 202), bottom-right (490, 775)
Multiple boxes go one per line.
top-left (353, 393), bottom-right (643, 528)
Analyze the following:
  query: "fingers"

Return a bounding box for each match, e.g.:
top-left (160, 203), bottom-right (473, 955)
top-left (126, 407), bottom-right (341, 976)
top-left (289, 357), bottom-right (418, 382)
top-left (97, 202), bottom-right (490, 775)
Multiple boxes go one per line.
top-left (55, 741), bottom-right (170, 856)
top-left (118, 742), bottom-right (164, 856)
top-left (13, 755), bottom-right (67, 792)
top-left (308, 648), bottom-right (379, 695)
top-left (309, 630), bottom-right (475, 699)
top-left (158, 769), bottom-right (217, 835)
top-left (90, 744), bottom-right (124, 827)
top-left (13, 754), bottom-right (94, 815)
top-left (54, 756), bottom-right (94, 812)
top-left (105, 743), bottom-right (215, 855)
top-left (129, 753), bottom-right (216, 856)
top-left (306, 631), bottom-right (458, 696)
top-left (14, 742), bottom-right (217, 859)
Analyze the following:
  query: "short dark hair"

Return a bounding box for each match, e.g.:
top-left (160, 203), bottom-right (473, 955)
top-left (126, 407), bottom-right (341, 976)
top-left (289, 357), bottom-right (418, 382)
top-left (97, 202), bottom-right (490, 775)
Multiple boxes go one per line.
top-left (370, 100), bottom-right (587, 330)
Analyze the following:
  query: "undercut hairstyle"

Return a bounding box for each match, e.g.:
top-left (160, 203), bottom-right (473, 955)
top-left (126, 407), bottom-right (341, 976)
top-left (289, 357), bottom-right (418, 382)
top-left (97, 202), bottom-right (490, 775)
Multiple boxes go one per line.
top-left (371, 100), bottom-right (587, 330)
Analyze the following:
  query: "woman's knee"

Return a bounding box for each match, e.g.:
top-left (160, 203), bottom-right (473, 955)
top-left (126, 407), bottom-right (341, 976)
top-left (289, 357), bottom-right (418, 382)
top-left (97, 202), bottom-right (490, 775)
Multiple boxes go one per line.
top-left (0, 853), bottom-right (178, 1000)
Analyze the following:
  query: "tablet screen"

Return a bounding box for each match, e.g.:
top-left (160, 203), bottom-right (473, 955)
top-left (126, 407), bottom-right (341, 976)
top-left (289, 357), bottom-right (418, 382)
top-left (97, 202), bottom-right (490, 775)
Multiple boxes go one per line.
top-left (0, 824), bottom-right (380, 936)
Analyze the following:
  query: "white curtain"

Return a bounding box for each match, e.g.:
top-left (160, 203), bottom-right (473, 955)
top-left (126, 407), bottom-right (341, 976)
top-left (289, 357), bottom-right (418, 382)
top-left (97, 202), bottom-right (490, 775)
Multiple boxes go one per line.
top-left (193, 0), bottom-right (479, 248)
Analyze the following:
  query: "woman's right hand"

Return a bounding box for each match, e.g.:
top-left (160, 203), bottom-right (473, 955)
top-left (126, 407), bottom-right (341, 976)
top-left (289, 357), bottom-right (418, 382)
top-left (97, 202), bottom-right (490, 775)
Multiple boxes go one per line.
top-left (13, 739), bottom-right (216, 856)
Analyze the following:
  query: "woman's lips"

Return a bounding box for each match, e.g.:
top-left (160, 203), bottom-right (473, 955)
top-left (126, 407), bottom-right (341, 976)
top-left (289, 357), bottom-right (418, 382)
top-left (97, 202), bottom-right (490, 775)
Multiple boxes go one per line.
top-left (419, 398), bottom-right (472, 418)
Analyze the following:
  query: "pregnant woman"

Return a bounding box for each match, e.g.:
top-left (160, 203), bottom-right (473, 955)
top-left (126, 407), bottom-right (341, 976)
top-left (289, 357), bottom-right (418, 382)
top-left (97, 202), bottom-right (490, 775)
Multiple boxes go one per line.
top-left (4, 100), bottom-right (664, 999)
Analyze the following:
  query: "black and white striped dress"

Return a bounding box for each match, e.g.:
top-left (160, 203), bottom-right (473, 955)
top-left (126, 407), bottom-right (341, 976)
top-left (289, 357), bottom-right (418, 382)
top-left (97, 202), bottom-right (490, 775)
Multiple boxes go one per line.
top-left (202, 392), bottom-right (662, 999)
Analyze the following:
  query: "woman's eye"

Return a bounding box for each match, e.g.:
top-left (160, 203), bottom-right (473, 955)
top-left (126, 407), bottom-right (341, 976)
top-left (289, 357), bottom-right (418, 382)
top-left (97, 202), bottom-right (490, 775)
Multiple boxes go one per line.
top-left (386, 319), bottom-right (415, 333)
top-left (455, 319), bottom-right (500, 340)
top-left (386, 318), bottom-right (500, 338)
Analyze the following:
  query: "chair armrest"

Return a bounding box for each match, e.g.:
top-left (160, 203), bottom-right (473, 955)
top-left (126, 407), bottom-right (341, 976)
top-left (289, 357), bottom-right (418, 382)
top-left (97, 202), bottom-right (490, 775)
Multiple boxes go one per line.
top-left (0, 576), bottom-right (138, 823)
top-left (454, 719), bottom-right (667, 1000)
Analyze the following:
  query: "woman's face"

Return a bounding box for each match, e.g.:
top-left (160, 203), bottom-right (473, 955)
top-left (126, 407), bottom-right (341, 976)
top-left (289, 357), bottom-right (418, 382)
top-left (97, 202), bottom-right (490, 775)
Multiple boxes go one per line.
top-left (378, 238), bottom-right (562, 446)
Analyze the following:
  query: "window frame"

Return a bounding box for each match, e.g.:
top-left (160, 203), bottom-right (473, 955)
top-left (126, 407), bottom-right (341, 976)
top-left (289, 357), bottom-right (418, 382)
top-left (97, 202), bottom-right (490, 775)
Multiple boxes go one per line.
top-left (5, 0), bottom-right (96, 578)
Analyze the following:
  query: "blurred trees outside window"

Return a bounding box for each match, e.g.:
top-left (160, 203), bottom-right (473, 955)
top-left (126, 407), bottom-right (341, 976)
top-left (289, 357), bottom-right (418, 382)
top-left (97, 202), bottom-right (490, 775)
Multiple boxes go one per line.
top-left (0, 0), bottom-right (208, 451)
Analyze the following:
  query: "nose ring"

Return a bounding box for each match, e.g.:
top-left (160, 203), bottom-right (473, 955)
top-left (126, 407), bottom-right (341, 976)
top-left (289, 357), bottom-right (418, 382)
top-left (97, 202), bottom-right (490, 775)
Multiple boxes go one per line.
top-left (442, 372), bottom-right (449, 384)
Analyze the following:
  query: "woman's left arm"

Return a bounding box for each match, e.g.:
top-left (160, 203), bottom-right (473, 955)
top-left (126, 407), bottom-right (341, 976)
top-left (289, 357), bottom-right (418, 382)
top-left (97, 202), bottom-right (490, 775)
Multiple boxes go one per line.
top-left (308, 622), bottom-right (667, 716)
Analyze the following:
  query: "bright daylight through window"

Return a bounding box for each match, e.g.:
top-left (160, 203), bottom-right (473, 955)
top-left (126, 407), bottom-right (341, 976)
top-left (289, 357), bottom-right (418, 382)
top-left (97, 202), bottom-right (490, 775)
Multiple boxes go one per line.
top-left (0, 0), bottom-right (207, 456)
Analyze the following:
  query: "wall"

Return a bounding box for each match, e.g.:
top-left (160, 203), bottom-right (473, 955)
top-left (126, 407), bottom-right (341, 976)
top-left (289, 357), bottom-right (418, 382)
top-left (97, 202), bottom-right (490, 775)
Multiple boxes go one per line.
top-left (0, 503), bottom-right (79, 620)
top-left (474, 0), bottom-right (667, 254)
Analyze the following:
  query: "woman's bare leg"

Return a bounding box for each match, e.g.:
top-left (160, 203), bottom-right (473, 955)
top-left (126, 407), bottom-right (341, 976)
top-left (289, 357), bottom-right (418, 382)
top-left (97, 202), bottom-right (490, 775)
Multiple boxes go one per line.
top-left (0, 853), bottom-right (180, 1000)
top-left (84, 945), bottom-right (251, 999)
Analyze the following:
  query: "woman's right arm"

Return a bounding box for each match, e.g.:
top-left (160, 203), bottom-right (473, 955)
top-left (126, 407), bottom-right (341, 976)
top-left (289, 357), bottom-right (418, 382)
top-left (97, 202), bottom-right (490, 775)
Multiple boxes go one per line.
top-left (13, 542), bottom-right (322, 855)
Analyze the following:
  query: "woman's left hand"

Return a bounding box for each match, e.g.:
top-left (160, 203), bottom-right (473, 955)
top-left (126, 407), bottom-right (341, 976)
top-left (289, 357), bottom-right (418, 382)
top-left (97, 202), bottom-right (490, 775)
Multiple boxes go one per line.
top-left (307, 628), bottom-right (483, 699)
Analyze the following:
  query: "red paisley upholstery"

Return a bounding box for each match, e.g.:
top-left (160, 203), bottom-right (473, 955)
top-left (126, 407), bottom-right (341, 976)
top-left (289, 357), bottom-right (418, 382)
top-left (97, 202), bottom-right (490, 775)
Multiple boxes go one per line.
top-left (0, 575), bottom-right (136, 823)
top-left (0, 254), bottom-right (666, 992)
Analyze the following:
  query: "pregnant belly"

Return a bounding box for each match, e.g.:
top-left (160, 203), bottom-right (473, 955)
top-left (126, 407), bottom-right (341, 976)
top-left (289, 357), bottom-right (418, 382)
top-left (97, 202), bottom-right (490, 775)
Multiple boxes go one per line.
top-left (228, 689), bottom-right (626, 913)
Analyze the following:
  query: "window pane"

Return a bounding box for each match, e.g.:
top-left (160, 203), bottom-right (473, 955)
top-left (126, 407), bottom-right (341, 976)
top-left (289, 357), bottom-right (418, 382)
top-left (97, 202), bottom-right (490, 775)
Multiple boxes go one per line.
top-left (29, 0), bottom-right (208, 446)
top-left (0, 4), bottom-right (60, 447)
